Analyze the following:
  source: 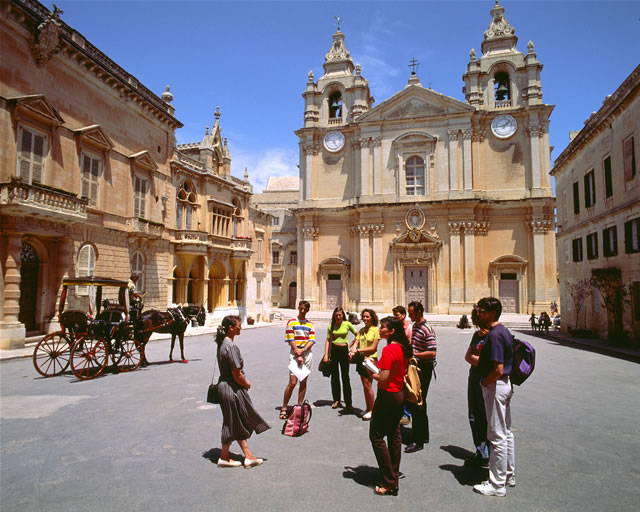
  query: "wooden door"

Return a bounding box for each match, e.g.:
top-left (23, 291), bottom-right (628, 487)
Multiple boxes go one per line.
top-left (326, 275), bottom-right (342, 309)
top-left (499, 279), bottom-right (519, 313)
top-left (405, 266), bottom-right (427, 309)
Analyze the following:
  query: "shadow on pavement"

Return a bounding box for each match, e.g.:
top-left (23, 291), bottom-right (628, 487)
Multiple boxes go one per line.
top-left (439, 445), bottom-right (487, 486)
top-left (343, 465), bottom-right (379, 488)
top-left (312, 399), bottom-right (336, 408)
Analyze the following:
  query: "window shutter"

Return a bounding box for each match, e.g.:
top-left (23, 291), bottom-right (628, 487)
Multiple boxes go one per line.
top-left (81, 155), bottom-right (91, 199)
top-left (625, 221), bottom-right (632, 254)
top-left (19, 129), bottom-right (32, 181)
top-left (31, 134), bottom-right (44, 183)
top-left (624, 137), bottom-right (635, 181)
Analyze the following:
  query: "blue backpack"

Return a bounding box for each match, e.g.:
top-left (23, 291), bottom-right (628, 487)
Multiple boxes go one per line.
top-left (510, 337), bottom-right (535, 386)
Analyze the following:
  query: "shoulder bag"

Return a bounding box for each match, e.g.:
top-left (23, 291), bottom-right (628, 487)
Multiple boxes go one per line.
top-left (207, 350), bottom-right (220, 404)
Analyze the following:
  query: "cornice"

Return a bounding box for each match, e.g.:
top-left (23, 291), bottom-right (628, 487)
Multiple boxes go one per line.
top-left (552, 64), bottom-right (640, 174)
top-left (7, 0), bottom-right (183, 129)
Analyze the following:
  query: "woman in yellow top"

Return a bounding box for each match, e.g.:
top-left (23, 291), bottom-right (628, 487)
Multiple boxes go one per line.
top-left (323, 307), bottom-right (358, 411)
top-left (349, 309), bottom-right (381, 421)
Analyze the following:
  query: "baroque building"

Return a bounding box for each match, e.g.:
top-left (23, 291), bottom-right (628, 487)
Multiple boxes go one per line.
top-left (291, 2), bottom-right (556, 314)
top-left (0, 0), bottom-right (268, 348)
top-left (551, 64), bottom-right (640, 342)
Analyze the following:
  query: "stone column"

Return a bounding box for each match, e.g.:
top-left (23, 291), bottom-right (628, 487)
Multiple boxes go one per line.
top-left (528, 219), bottom-right (552, 308)
top-left (448, 130), bottom-right (459, 191)
top-left (463, 221), bottom-right (476, 303)
top-left (528, 124), bottom-right (542, 189)
top-left (0, 235), bottom-right (25, 349)
top-left (462, 129), bottom-right (473, 190)
top-left (352, 139), bottom-right (362, 198)
top-left (448, 222), bottom-right (463, 304)
top-left (360, 139), bottom-right (370, 197)
top-left (301, 226), bottom-right (319, 304)
top-left (357, 225), bottom-right (371, 303)
top-left (302, 144), bottom-right (317, 200)
top-left (371, 224), bottom-right (384, 302)
top-left (373, 138), bottom-right (382, 195)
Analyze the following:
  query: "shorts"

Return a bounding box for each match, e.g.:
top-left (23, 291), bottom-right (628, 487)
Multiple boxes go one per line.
top-left (289, 349), bottom-right (312, 379)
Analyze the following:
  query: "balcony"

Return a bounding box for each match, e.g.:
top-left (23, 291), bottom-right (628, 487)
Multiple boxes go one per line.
top-left (0, 179), bottom-right (87, 222)
top-left (126, 217), bottom-right (164, 239)
top-left (173, 229), bottom-right (209, 254)
top-left (231, 236), bottom-right (252, 259)
top-left (328, 117), bottom-right (343, 125)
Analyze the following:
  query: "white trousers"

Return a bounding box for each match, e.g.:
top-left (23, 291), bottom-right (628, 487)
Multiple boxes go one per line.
top-left (482, 377), bottom-right (515, 488)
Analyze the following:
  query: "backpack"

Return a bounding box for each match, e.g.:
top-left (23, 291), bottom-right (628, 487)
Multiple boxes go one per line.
top-left (510, 336), bottom-right (536, 386)
top-left (282, 400), bottom-right (312, 437)
top-left (404, 358), bottom-right (423, 406)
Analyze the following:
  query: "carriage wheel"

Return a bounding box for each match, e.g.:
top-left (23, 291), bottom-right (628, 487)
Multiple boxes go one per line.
top-left (33, 332), bottom-right (72, 377)
top-left (70, 336), bottom-right (109, 380)
top-left (111, 337), bottom-right (143, 372)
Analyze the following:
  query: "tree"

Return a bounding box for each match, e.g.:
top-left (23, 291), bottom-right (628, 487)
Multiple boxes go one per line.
top-left (590, 268), bottom-right (630, 343)
top-left (566, 278), bottom-right (592, 330)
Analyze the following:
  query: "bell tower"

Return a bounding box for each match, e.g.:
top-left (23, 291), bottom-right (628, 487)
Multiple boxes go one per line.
top-left (297, 27), bottom-right (373, 202)
top-left (462, 1), bottom-right (552, 193)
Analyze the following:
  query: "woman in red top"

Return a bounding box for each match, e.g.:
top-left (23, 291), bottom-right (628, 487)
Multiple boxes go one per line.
top-left (367, 316), bottom-right (412, 496)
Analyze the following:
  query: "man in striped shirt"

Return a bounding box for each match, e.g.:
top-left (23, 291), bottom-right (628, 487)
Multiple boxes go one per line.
top-left (280, 300), bottom-right (315, 419)
top-left (405, 301), bottom-right (437, 453)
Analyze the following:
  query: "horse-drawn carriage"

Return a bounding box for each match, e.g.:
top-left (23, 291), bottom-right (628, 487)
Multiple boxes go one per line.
top-left (32, 277), bottom-right (203, 379)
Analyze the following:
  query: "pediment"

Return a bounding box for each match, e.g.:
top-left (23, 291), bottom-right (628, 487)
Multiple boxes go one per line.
top-left (357, 86), bottom-right (474, 123)
top-left (7, 94), bottom-right (64, 127)
top-left (129, 150), bottom-right (157, 172)
top-left (74, 125), bottom-right (114, 151)
top-left (392, 229), bottom-right (443, 247)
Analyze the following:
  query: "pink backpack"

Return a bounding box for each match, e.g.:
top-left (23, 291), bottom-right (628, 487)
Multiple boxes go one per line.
top-left (282, 400), bottom-right (312, 437)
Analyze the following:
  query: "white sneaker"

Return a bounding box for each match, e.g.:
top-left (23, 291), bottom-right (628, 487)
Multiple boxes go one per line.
top-left (243, 458), bottom-right (264, 469)
top-left (473, 482), bottom-right (506, 497)
top-left (217, 458), bottom-right (242, 468)
top-left (506, 475), bottom-right (516, 487)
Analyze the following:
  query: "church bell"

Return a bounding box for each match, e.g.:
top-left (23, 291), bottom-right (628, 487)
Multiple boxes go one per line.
top-left (495, 82), bottom-right (509, 101)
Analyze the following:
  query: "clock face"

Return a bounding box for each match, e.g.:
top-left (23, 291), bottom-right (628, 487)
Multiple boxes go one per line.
top-left (491, 115), bottom-right (517, 139)
top-left (323, 131), bottom-right (345, 152)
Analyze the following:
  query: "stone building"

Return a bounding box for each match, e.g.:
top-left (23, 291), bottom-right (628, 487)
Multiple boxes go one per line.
top-left (290, 2), bottom-right (557, 314)
top-left (0, 0), bottom-right (265, 348)
top-left (251, 177), bottom-right (299, 308)
top-left (551, 64), bottom-right (640, 342)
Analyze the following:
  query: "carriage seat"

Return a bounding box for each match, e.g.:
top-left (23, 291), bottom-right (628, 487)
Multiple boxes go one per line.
top-left (60, 310), bottom-right (89, 335)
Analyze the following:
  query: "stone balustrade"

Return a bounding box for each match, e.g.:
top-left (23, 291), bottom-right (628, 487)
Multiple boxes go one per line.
top-left (0, 180), bottom-right (87, 221)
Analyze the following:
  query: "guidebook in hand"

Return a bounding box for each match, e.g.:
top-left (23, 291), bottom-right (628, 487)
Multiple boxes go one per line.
top-left (363, 358), bottom-right (380, 374)
top-left (288, 359), bottom-right (311, 381)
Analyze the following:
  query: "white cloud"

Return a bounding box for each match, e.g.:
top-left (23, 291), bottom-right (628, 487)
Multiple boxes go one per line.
top-left (230, 146), bottom-right (298, 193)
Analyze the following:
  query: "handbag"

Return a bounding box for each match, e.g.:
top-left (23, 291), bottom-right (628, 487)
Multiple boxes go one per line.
top-left (207, 350), bottom-right (220, 404)
top-left (317, 358), bottom-right (331, 378)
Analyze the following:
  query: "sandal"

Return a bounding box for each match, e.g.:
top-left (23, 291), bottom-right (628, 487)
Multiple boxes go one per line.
top-left (374, 486), bottom-right (398, 496)
top-left (331, 401), bottom-right (340, 409)
top-left (279, 408), bottom-right (288, 419)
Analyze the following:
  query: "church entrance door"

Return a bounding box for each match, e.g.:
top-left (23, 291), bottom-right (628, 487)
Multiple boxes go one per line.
top-left (499, 275), bottom-right (519, 313)
top-left (326, 274), bottom-right (342, 309)
top-left (405, 267), bottom-right (427, 309)
top-left (288, 282), bottom-right (297, 308)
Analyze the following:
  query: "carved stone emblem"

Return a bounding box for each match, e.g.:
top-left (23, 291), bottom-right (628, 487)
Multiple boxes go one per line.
top-left (31, 5), bottom-right (64, 66)
top-left (405, 208), bottom-right (425, 231)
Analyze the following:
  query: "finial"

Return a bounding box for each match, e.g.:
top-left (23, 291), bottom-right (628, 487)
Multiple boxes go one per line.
top-left (205, 126), bottom-right (209, 135)
top-left (308, 70), bottom-right (314, 82)
top-left (52, 4), bottom-right (63, 19)
top-left (224, 137), bottom-right (228, 146)
top-left (161, 85), bottom-right (173, 103)
top-left (334, 15), bottom-right (343, 32)
top-left (215, 106), bottom-right (221, 120)
top-left (244, 167), bottom-right (249, 181)
top-left (527, 40), bottom-right (535, 53)
top-left (469, 48), bottom-right (476, 61)
top-left (355, 64), bottom-right (361, 76)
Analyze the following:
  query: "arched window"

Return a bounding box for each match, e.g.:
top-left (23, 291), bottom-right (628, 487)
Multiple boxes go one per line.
top-left (131, 252), bottom-right (144, 293)
top-left (176, 180), bottom-right (198, 230)
top-left (328, 91), bottom-right (342, 120)
top-left (77, 243), bottom-right (97, 295)
top-left (494, 71), bottom-right (511, 106)
top-left (405, 156), bottom-right (425, 196)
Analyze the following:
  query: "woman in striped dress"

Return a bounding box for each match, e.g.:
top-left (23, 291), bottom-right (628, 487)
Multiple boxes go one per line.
top-left (215, 315), bottom-right (270, 468)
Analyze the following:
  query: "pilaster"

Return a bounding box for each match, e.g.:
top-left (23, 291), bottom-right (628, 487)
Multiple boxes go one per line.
top-left (301, 226), bottom-right (319, 304)
top-left (371, 224), bottom-right (384, 302)
top-left (357, 224), bottom-right (371, 302)
top-left (462, 130), bottom-right (473, 190)
top-left (448, 222), bottom-right (463, 303)
top-left (448, 130), bottom-right (459, 191)
top-left (0, 235), bottom-right (26, 349)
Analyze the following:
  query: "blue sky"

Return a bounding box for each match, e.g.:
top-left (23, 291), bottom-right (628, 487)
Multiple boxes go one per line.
top-left (52, 0), bottom-right (640, 192)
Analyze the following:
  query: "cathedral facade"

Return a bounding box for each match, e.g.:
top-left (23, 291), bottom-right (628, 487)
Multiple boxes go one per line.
top-left (293, 2), bottom-right (557, 314)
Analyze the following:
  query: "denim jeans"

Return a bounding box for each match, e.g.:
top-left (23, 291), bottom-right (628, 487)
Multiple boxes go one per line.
top-left (482, 376), bottom-right (515, 488)
top-left (468, 371), bottom-right (489, 459)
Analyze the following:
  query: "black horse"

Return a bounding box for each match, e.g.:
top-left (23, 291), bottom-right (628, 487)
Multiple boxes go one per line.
top-left (135, 305), bottom-right (205, 364)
